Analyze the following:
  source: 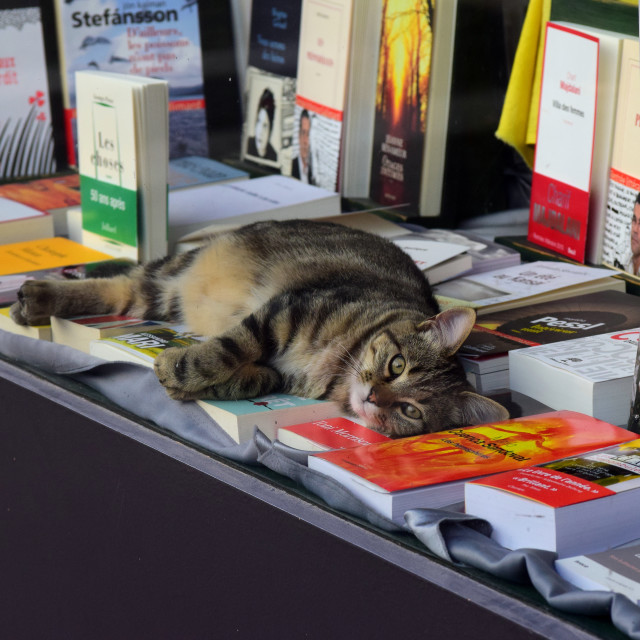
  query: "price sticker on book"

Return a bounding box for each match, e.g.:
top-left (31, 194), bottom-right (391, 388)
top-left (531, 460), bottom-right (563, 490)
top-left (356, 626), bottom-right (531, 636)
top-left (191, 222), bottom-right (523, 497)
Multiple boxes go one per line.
top-left (528, 23), bottom-right (599, 262)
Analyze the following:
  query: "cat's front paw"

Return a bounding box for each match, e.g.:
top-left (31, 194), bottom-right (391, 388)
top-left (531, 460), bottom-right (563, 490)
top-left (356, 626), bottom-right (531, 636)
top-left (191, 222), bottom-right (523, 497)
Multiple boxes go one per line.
top-left (10, 280), bottom-right (58, 325)
top-left (154, 345), bottom-right (212, 400)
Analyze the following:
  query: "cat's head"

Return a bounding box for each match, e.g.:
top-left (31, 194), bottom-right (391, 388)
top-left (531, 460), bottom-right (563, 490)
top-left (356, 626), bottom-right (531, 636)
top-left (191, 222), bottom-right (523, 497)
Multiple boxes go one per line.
top-left (348, 307), bottom-right (509, 437)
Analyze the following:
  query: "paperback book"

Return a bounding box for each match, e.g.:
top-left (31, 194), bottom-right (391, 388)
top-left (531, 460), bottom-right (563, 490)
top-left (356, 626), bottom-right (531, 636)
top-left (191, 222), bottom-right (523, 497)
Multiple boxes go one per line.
top-left (277, 416), bottom-right (390, 452)
top-left (555, 542), bottom-right (640, 603)
top-left (433, 260), bottom-right (625, 315)
top-left (458, 289), bottom-right (640, 394)
top-left (308, 411), bottom-right (634, 526)
top-left (168, 156), bottom-right (249, 191)
top-left (0, 4), bottom-right (58, 179)
top-left (508, 327), bottom-right (640, 426)
top-left (89, 325), bottom-right (341, 443)
top-left (0, 198), bottom-right (54, 245)
top-left (0, 307), bottom-right (51, 341)
top-left (53, 0), bottom-right (209, 165)
top-left (51, 314), bottom-right (165, 354)
top-left (465, 439), bottom-right (640, 558)
top-left (76, 70), bottom-right (169, 262)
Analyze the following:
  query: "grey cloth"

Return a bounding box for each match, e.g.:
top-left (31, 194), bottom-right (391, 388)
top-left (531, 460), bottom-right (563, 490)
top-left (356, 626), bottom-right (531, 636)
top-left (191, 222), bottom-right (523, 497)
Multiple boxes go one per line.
top-left (2, 328), bottom-right (640, 637)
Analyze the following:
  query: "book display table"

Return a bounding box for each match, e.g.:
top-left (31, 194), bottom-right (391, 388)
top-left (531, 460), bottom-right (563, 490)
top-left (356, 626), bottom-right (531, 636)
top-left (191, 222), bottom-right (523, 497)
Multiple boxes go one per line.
top-left (1, 354), bottom-right (631, 639)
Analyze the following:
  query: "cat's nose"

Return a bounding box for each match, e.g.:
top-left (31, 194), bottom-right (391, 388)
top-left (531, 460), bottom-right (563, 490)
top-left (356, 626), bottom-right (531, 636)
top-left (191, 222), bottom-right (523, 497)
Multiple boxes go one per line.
top-left (366, 388), bottom-right (377, 405)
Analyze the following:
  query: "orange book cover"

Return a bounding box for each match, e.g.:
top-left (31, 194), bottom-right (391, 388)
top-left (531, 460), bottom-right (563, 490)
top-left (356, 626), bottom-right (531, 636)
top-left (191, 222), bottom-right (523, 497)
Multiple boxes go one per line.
top-left (0, 237), bottom-right (114, 276)
top-left (0, 174), bottom-right (80, 213)
top-left (311, 411), bottom-right (635, 493)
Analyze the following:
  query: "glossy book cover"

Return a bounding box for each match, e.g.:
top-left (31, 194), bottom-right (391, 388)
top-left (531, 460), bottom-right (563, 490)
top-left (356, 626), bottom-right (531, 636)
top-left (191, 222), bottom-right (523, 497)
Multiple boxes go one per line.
top-left (311, 411), bottom-right (634, 493)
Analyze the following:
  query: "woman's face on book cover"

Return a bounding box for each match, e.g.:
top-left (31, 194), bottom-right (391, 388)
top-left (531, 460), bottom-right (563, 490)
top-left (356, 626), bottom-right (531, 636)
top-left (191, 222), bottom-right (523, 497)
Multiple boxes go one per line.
top-left (254, 107), bottom-right (271, 157)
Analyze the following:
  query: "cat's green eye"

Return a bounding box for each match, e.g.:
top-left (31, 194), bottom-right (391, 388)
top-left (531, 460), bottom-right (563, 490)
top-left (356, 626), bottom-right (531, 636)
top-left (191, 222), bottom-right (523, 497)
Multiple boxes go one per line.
top-left (389, 354), bottom-right (406, 377)
top-left (402, 404), bottom-right (421, 420)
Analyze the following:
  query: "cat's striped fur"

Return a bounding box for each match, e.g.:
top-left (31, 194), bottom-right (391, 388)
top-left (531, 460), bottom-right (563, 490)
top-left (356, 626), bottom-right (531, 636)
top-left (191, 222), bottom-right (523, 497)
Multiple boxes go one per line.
top-left (11, 220), bottom-right (508, 436)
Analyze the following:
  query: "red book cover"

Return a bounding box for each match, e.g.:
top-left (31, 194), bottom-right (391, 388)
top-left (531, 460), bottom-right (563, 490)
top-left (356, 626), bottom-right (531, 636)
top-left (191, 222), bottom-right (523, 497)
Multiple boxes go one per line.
top-left (311, 411), bottom-right (634, 493)
top-left (469, 439), bottom-right (640, 507)
top-left (279, 417), bottom-right (390, 450)
top-left (528, 23), bottom-right (599, 262)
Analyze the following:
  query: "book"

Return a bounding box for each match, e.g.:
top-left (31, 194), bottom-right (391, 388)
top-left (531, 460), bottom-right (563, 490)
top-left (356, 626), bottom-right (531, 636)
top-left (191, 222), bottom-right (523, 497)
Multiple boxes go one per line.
top-left (414, 228), bottom-right (521, 277)
top-left (433, 260), bottom-right (625, 316)
top-left (0, 236), bottom-right (121, 305)
top-left (508, 327), bottom-right (640, 426)
top-left (50, 314), bottom-right (166, 354)
top-left (76, 70), bottom-right (169, 262)
top-left (307, 410), bottom-right (634, 526)
top-left (277, 416), bottom-right (390, 452)
top-left (0, 4), bottom-right (59, 179)
top-left (89, 325), bottom-right (342, 443)
top-left (0, 173), bottom-right (81, 236)
top-left (554, 542), bottom-right (640, 603)
top-left (198, 394), bottom-right (342, 444)
top-left (465, 439), bottom-right (640, 558)
top-left (53, 0), bottom-right (209, 166)
top-left (241, 0), bottom-right (301, 174)
top-left (0, 306), bottom-right (51, 341)
top-left (169, 175), bottom-right (341, 250)
top-left (458, 289), bottom-right (640, 394)
top-left (0, 198), bottom-right (54, 244)
top-left (602, 38), bottom-right (640, 278)
top-left (168, 156), bottom-right (249, 191)
top-left (292, 0), bottom-right (354, 192)
top-left (527, 22), bottom-right (627, 264)
top-left (368, 0), bottom-right (458, 217)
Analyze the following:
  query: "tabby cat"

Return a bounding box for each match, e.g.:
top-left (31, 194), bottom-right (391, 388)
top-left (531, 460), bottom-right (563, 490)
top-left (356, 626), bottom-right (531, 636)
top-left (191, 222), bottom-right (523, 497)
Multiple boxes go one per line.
top-left (10, 219), bottom-right (508, 437)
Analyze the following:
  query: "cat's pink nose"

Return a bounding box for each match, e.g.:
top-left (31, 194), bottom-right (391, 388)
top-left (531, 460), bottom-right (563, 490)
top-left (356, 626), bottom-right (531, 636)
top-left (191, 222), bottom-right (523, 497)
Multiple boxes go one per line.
top-left (366, 389), bottom-right (377, 405)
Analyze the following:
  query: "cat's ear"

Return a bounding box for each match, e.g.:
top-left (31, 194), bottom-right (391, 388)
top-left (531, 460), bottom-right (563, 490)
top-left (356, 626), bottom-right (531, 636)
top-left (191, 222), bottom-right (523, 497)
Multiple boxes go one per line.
top-left (457, 391), bottom-right (510, 425)
top-left (417, 307), bottom-right (476, 356)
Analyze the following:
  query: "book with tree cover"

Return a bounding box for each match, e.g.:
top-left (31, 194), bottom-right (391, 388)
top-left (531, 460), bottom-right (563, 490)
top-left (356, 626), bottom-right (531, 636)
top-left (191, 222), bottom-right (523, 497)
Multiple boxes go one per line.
top-left (465, 438), bottom-right (640, 557)
top-left (368, 0), bottom-right (458, 217)
top-left (76, 70), bottom-right (169, 262)
top-left (53, 0), bottom-right (209, 165)
top-left (308, 411), bottom-right (634, 525)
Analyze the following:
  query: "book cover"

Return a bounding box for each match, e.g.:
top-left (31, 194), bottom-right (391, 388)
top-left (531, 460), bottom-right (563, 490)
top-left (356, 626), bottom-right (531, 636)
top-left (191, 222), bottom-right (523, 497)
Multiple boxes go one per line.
top-left (293, 0), bottom-right (353, 192)
top-left (0, 306), bottom-right (51, 341)
top-left (53, 0), bottom-right (208, 165)
top-left (555, 543), bottom-right (640, 604)
top-left (458, 289), bottom-right (640, 360)
top-left (0, 5), bottom-right (57, 179)
top-left (0, 237), bottom-right (114, 277)
top-left (368, 0), bottom-right (457, 217)
top-left (0, 197), bottom-right (54, 244)
top-left (278, 416), bottom-right (390, 451)
top-left (527, 23), bottom-right (600, 262)
top-left (242, 0), bottom-right (301, 173)
top-left (433, 260), bottom-right (624, 315)
top-left (508, 327), bottom-right (640, 425)
top-left (466, 439), bottom-right (640, 555)
top-left (51, 314), bottom-right (165, 354)
top-left (76, 70), bottom-right (169, 262)
top-left (309, 411), bottom-right (634, 493)
top-left (602, 38), bottom-right (640, 278)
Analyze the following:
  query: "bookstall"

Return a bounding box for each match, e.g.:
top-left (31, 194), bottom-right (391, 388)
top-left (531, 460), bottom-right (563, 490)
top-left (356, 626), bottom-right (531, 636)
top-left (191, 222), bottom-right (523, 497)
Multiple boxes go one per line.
top-left (3, 1), bottom-right (640, 638)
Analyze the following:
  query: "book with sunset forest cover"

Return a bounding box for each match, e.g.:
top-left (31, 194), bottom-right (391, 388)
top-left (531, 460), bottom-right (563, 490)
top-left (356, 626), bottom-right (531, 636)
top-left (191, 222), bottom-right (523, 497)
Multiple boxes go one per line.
top-left (368, 0), bottom-right (457, 217)
top-left (307, 411), bottom-right (634, 525)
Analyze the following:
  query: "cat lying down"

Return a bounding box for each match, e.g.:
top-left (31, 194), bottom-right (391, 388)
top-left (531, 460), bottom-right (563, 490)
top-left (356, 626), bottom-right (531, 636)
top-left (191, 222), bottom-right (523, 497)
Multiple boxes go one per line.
top-left (10, 219), bottom-right (508, 437)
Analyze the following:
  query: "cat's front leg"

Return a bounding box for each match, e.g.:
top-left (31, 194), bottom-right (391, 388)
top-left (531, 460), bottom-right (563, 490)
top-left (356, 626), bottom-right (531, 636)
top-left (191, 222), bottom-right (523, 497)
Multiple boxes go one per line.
top-left (154, 332), bottom-right (281, 401)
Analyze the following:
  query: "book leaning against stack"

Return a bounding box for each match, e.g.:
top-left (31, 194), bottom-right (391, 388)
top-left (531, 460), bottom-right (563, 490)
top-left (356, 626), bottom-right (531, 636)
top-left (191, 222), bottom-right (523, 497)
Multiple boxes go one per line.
top-left (76, 70), bottom-right (169, 263)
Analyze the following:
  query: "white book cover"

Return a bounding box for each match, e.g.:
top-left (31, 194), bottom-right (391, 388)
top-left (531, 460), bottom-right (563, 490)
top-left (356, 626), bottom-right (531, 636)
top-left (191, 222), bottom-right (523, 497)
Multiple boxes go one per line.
top-left (392, 236), bottom-right (468, 270)
top-left (433, 260), bottom-right (618, 310)
top-left (510, 328), bottom-right (639, 384)
top-left (0, 6), bottom-right (56, 179)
